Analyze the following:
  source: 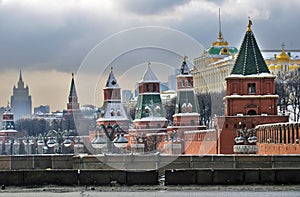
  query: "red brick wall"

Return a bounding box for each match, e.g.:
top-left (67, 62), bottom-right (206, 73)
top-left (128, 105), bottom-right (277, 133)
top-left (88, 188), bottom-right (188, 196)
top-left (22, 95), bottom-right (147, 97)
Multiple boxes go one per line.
top-left (225, 76), bottom-right (277, 116)
top-left (258, 143), bottom-right (300, 154)
top-left (215, 115), bottom-right (289, 154)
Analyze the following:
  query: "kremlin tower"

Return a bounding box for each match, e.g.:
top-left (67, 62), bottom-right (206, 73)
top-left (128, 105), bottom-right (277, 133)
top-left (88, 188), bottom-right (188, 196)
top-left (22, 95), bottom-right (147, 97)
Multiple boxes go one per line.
top-left (0, 102), bottom-right (18, 155)
top-left (215, 20), bottom-right (289, 154)
top-left (67, 73), bottom-right (80, 113)
top-left (96, 67), bottom-right (129, 129)
top-left (173, 56), bottom-right (200, 126)
top-left (129, 63), bottom-right (168, 153)
top-left (166, 57), bottom-right (206, 154)
top-left (63, 73), bottom-right (80, 133)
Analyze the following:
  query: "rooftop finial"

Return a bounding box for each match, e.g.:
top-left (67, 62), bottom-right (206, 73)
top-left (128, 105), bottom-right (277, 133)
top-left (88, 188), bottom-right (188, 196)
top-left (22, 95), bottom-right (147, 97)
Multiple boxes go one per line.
top-left (247, 16), bottom-right (252, 32)
top-left (148, 62), bottom-right (151, 67)
top-left (218, 8), bottom-right (223, 40)
top-left (72, 73), bottom-right (74, 78)
top-left (281, 42), bottom-right (286, 51)
top-left (110, 67), bottom-right (113, 72)
top-left (183, 55), bottom-right (188, 62)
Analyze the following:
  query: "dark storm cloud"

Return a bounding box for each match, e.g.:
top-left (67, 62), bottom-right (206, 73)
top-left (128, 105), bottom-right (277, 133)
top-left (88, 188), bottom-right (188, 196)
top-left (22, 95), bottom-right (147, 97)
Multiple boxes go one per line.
top-left (0, 0), bottom-right (299, 75)
top-left (0, 2), bottom-right (117, 72)
top-left (117, 0), bottom-right (191, 15)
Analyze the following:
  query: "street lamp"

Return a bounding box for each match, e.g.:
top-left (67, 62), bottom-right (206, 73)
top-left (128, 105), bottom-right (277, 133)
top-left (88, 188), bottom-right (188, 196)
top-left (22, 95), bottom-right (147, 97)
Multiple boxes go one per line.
top-left (113, 133), bottom-right (128, 148)
top-left (91, 129), bottom-right (106, 149)
top-left (23, 137), bottom-right (34, 154)
top-left (170, 130), bottom-right (177, 154)
top-left (46, 129), bottom-right (72, 154)
top-left (93, 122), bottom-right (128, 153)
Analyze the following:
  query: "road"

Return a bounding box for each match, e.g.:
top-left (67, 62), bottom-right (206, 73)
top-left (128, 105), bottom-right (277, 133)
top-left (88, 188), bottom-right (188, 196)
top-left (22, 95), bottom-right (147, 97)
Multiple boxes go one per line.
top-left (0, 185), bottom-right (300, 197)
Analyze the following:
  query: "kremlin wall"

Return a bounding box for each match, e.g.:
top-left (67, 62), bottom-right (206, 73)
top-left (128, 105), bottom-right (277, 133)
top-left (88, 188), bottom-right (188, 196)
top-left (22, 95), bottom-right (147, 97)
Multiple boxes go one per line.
top-left (1, 19), bottom-right (300, 157)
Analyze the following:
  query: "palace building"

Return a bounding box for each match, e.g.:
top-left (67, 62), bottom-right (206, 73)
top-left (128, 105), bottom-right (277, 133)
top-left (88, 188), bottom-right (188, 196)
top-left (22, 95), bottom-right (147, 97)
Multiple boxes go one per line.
top-left (266, 43), bottom-right (300, 75)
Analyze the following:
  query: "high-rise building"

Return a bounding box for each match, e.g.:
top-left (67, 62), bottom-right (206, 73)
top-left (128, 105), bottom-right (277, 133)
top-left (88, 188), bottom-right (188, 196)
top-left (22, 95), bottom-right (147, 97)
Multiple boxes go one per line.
top-left (10, 70), bottom-right (32, 120)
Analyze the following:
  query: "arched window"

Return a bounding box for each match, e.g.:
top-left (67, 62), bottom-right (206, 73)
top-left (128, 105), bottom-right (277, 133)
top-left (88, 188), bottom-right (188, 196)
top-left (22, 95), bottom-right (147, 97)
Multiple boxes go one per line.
top-left (247, 110), bottom-right (257, 115)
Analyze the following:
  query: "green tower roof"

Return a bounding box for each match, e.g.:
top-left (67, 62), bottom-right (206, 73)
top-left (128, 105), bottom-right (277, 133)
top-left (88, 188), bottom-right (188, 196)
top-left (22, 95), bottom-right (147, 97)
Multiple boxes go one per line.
top-left (231, 20), bottom-right (270, 75)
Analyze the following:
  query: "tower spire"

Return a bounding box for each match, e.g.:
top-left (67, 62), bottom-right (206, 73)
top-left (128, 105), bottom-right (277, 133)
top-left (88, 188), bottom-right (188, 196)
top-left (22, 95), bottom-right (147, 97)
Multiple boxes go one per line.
top-left (218, 8), bottom-right (223, 40)
top-left (69, 73), bottom-right (77, 97)
top-left (19, 69), bottom-right (23, 82)
top-left (212, 8), bottom-right (228, 46)
top-left (17, 69), bottom-right (24, 88)
top-left (67, 73), bottom-right (79, 111)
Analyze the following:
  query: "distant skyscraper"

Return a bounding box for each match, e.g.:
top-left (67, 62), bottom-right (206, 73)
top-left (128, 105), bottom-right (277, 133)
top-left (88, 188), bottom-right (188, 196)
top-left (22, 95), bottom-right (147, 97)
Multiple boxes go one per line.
top-left (10, 70), bottom-right (32, 120)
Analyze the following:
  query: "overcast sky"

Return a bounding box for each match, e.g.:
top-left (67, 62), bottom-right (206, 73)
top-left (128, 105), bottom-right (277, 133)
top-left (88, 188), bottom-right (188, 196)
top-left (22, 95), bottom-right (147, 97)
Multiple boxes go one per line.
top-left (0, 0), bottom-right (299, 111)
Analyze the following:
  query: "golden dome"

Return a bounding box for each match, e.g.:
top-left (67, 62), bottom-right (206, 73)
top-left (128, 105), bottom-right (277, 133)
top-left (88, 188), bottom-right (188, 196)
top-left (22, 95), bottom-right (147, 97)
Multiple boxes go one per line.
top-left (277, 42), bottom-right (290, 62)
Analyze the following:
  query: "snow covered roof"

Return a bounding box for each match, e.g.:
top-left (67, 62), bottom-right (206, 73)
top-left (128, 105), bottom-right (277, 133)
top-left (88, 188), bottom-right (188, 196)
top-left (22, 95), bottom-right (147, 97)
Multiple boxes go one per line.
top-left (139, 63), bottom-right (159, 83)
top-left (0, 129), bottom-right (17, 133)
top-left (226, 72), bottom-right (275, 79)
top-left (133, 116), bottom-right (167, 122)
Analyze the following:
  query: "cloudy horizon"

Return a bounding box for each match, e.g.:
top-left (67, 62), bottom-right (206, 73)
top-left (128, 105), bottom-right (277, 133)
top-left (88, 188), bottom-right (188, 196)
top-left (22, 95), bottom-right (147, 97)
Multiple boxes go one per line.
top-left (0, 0), bottom-right (299, 111)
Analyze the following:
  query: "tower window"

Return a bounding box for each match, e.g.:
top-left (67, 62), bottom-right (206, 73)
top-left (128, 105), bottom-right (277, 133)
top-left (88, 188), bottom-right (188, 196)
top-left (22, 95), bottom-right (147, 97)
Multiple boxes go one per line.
top-left (146, 84), bottom-right (150, 92)
top-left (181, 79), bottom-right (185, 87)
top-left (187, 79), bottom-right (191, 87)
top-left (153, 84), bottom-right (157, 92)
top-left (248, 83), bottom-right (256, 94)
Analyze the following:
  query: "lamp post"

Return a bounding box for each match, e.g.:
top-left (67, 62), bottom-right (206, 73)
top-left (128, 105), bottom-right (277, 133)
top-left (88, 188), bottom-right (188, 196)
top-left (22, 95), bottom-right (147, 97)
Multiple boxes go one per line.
top-left (46, 129), bottom-right (72, 154)
top-left (234, 122), bottom-right (258, 154)
top-left (23, 137), bottom-right (34, 154)
top-left (170, 130), bottom-right (177, 154)
top-left (92, 122), bottom-right (128, 153)
top-left (36, 133), bottom-right (48, 154)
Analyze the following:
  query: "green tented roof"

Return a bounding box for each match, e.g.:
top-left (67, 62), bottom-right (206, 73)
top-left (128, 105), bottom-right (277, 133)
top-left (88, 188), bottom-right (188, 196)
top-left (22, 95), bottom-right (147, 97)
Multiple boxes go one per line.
top-left (231, 30), bottom-right (270, 75)
top-left (135, 94), bottom-right (165, 119)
